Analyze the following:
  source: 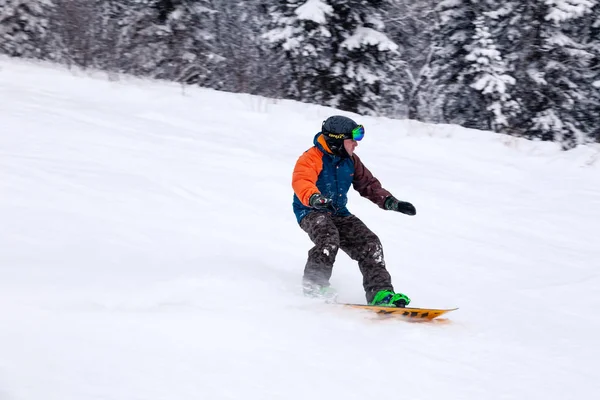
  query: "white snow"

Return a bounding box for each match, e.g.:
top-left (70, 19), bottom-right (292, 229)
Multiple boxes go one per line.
top-left (342, 27), bottom-right (398, 52)
top-left (1, 57), bottom-right (599, 400)
top-left (295, 0), bottom-right (333, 24)
top-left (545, 0), bottom-right (596, 23)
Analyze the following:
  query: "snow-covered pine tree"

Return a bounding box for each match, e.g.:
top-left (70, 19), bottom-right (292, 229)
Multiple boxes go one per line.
top-left (206, 0), bottom-right (273, 95)
top-left (0, 0), bottom-right (54, 59)
top-left (505, 0), bottom-right (597, 149)
top-left (428, 0), bottom-right (487, 129)
top-left (116, 0), bottom-right (171, 78)
top-left (385, 0), bottom-right (438, 120)
top-left (121, 0), bottom-right (217, 84)
top-left (463, 14), bottom-right (518, 133)
top-left (163, 0), bottom-right (218, 85)
top-left (427, 0), bottom-right (599, 147)
top-left (93, 0), bottom-right (135, 72)
top-left (264, 0), bottom-right (337, 104)
top-left (577, 1), bottom-right (600, 142)
top-left (332, 0), bottom-right (404, 115)
top-left (591, 4), bottom-right (600, 142)
top-left (265, 0), bottom-right (402, 115)
top-left (48, 1), bottom-right (101, 68)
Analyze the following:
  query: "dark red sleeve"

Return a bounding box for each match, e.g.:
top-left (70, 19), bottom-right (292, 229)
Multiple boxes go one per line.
top-left (351, 154), bottom-right (392, 208)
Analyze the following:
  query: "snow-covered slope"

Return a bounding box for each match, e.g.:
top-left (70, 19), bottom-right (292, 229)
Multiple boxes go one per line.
top-left (1, 58), bottom-right (599, 400)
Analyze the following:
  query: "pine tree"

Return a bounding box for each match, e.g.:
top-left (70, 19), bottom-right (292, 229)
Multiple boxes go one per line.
top-left (331, 0), bottom-right (404, 115)
top-left (49, 1), bottom-right (100, 68)
top-left (0, 0), bottom-right (54, 59)
top-left (94, 0), bottom-right (135, 72)
top-left (428, 0), bottom-right (486, 129)
top-left (120, 0), bottom-right (166, 77)
top-left (265, 0), bottom-right (402, 115)
top-left (120, 0), bottom-right (217, 83)
top-left (505, 0), bottom-right (597, 149)
top-left (385, 0), bottom-right (438, 120)
top-left (463, 15), bottom-right (518, 132)
top-left (428, 0), bottom-right (599, 147)
top-left (206, 0), bottom-right (274, 95)
top-left (265, 0), bottom-right (336, 103)
top-left (164, 0), bottom-right (218, 85)
top-left (580, 1), bottom-right (600, 142)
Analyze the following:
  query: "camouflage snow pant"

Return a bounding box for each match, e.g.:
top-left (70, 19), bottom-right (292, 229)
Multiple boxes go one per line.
top-left (299, 212), bottom-right (394, 303)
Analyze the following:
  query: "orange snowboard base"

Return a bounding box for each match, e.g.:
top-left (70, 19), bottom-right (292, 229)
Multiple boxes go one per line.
top-left (344, 304), bottom-right (458, 321)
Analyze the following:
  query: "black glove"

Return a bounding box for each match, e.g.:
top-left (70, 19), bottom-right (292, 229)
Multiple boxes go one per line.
top-left (384, 196), bottom-right (416, 216)
top-left (309, 193), bottom-right (333, 210)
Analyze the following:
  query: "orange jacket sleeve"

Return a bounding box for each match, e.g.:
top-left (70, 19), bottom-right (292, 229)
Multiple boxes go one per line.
top-left (292, 147), bottom-right (323, 206)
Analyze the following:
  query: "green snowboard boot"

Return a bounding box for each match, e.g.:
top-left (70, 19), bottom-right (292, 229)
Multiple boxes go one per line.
top-left (370, 290), bottom-right (411, 307)
top-left (303, 282), bottom-right (339, 303)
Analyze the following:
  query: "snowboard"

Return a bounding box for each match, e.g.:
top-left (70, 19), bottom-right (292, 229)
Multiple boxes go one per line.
top-left (344, 304), bottom-right (458, 321)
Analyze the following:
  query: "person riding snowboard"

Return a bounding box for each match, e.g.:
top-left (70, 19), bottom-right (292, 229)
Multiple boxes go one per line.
top-left (292, 115), bottom-right (416, 307)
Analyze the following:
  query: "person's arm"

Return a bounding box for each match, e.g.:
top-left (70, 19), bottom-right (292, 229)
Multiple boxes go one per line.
top-left (352, 154), bottom-right (416, 215)
top-left (351, 154), bottom-right (392, 209)
top-left (292, 147), bottom-right (323, 206)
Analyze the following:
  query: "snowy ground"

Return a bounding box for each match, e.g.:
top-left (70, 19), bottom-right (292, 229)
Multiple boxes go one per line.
top-left (1, 58), bottom-right (599, 400)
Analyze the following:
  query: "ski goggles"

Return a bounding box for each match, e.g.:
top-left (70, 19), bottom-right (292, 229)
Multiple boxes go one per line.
top-left (324, 125), bottom-right (365, 141)
top-left (351, 125), bottom-right (365, 141)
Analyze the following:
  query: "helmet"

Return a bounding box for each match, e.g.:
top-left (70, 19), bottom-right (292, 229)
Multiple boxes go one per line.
top-left (322, 115), bottom-right (359, 139)
top-left (321, 115), bottom-right (359, 158)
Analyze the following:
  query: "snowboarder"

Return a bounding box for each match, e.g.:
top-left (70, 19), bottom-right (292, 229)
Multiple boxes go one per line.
top-left (292, 115), bottom-right (416, 307)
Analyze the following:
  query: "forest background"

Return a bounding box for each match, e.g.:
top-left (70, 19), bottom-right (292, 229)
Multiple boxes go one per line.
top-left (1, 0), bottom-right (599, 149)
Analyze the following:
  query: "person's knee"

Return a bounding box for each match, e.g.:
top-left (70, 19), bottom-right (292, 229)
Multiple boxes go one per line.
top-left (315, 230), bottom-right (340, 254)
top-left (361, 239), bottom-right (384, 262)
top-left (321, 241), bottom-right (340, 257)
top-left (312, 223), bottom-right (341, 249)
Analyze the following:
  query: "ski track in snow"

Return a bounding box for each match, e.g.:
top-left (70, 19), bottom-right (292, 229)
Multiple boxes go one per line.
top-left (1, 58), bottom-right (599, 400)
